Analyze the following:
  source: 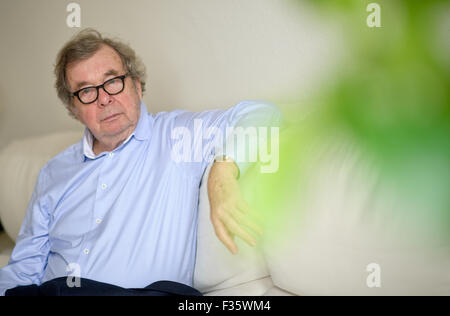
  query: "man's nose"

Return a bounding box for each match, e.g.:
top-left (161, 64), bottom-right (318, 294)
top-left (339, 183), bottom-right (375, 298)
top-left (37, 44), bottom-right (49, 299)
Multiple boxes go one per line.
top-left (97, 87), bottom-right (113, 106)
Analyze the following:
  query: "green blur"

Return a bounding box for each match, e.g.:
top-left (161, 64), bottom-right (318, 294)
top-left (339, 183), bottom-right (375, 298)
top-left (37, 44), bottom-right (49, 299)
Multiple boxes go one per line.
top-left (240, 0), bottom-right (450, 242)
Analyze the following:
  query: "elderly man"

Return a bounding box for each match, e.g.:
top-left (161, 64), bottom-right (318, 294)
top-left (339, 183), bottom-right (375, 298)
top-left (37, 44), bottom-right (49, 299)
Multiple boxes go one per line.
top-left (0, 29), bottom-right (281, 295)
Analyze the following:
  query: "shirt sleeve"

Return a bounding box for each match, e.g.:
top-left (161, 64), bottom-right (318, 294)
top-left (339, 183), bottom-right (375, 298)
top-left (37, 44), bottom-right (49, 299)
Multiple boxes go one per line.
top-left (214, 100), bottom-right (284, 176)
top-left (169, 100), bottom-right (283, 179)
top-left (0, 167), bottom-right (51, 296)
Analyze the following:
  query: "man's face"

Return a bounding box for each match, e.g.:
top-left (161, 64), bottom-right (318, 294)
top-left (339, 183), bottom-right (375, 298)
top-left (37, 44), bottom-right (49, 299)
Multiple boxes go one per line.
top-left (66, 44), bottom-right (142, 144)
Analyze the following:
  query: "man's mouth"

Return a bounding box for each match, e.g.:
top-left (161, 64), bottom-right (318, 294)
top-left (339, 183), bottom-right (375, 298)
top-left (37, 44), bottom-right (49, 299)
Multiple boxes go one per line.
top-left (102, 113), bottom-right (121, 121)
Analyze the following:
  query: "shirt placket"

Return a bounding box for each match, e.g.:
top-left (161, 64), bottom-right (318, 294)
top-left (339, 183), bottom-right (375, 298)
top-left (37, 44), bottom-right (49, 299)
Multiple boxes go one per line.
top-left (81, 151), bottom-right (116, 260)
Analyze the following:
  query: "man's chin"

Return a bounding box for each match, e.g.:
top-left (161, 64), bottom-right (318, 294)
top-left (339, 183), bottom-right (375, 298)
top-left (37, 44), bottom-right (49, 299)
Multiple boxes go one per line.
top-left (101, 122), bottom-right (134, 141)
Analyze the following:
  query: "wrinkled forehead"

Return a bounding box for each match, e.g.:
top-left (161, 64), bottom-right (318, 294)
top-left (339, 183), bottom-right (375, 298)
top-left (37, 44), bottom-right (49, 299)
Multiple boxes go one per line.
top-left (66, 45), bottom-right (126, 90)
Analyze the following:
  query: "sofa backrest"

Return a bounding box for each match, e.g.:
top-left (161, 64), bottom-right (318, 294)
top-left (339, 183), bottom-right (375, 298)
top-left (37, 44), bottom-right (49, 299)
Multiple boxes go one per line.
top-left (0, 131), bottom-right (82, 241)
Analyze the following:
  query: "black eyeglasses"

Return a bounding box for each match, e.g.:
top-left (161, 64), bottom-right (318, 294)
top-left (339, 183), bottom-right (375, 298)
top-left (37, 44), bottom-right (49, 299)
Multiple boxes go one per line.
top-left (72, 73), bottom-right (129, 104)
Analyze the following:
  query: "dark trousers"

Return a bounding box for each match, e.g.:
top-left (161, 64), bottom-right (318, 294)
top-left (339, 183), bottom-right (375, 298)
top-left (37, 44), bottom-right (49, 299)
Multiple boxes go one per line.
top-left (5, 277), bottom-right (203, 296)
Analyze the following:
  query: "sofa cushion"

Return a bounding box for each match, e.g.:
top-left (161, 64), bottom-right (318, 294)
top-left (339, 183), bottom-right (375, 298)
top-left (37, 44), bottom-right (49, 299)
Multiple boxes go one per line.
top-left (204, 277), bottom-right (273, 296)
top-left (247, 136), bottom-right (450, 295)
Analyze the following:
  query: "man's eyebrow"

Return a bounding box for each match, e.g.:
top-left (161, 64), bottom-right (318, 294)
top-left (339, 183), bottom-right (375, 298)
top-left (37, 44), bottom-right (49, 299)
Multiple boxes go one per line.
top-left (73, 69), bottom-right (120, 90)
top-left (104, 69), bottom-right (119, 78)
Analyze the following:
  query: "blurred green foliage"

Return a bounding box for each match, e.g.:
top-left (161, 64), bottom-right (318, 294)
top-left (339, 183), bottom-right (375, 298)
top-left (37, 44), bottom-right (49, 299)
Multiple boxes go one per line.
top-left (241, 0), bottom-right (450, 240)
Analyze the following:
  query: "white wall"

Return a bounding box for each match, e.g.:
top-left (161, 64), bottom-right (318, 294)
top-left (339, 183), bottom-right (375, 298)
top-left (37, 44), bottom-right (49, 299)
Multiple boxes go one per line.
top-left (0, 0), bottom-right (342, 148)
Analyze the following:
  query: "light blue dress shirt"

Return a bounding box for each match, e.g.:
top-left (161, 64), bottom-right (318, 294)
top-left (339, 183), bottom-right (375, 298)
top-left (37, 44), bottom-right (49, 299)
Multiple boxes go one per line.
top-left (0, 100), bottom-right (282, 295)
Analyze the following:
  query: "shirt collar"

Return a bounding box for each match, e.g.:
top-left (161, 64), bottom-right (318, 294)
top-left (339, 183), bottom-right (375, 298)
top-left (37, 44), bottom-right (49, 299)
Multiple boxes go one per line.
top-left (82, 101), bottom-right (152, 161)
top-left (133, 101), bottom-right (152, 141)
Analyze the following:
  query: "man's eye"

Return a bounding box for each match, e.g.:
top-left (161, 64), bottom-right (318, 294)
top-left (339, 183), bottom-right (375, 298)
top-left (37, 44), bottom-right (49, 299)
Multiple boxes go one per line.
top-left (81, 87), bottom-right (94, 95)
top-left (106, 78), bottom-right (119, 85)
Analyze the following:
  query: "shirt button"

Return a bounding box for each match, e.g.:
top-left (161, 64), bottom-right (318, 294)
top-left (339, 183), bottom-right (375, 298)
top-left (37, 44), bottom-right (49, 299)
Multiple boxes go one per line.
top-left (96, 218), bottom-right (102, 224)
top-left (84, 248), bottom-right (89, 255)
top-left (109, 152), bottom-right (114, 158)
top-left (101, 183), bottom-right (107, 189)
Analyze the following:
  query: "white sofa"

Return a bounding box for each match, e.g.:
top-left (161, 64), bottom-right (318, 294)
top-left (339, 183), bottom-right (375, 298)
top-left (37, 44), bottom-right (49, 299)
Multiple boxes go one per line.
top-left (1, 131), bottom-right (449, 295)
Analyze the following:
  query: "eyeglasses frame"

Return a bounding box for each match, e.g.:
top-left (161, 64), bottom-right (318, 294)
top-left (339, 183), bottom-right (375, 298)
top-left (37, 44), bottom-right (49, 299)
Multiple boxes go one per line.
top-left (71, 73), bottom-right (130, 104)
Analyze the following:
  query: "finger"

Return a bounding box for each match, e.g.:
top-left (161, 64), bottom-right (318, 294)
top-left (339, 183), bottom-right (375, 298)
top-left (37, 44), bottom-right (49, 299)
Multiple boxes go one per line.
top-left (211, 216), bottom-right (238, 254)
top-left (231, 209), bottom-right (264, 237)
top-left (237, 200), bottom-right (265, 232)
top-left (222, 213), bottom-right (257, 248)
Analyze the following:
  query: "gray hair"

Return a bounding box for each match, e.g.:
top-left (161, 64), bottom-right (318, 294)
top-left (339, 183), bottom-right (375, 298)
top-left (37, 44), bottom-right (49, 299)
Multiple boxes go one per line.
top-left (54, 28), bottom-right (146, 118)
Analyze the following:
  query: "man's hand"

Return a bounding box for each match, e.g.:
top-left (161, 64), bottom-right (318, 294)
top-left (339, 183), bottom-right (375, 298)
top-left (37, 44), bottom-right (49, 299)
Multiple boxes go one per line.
top-left (207, 160), bottom-right (263, 254)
